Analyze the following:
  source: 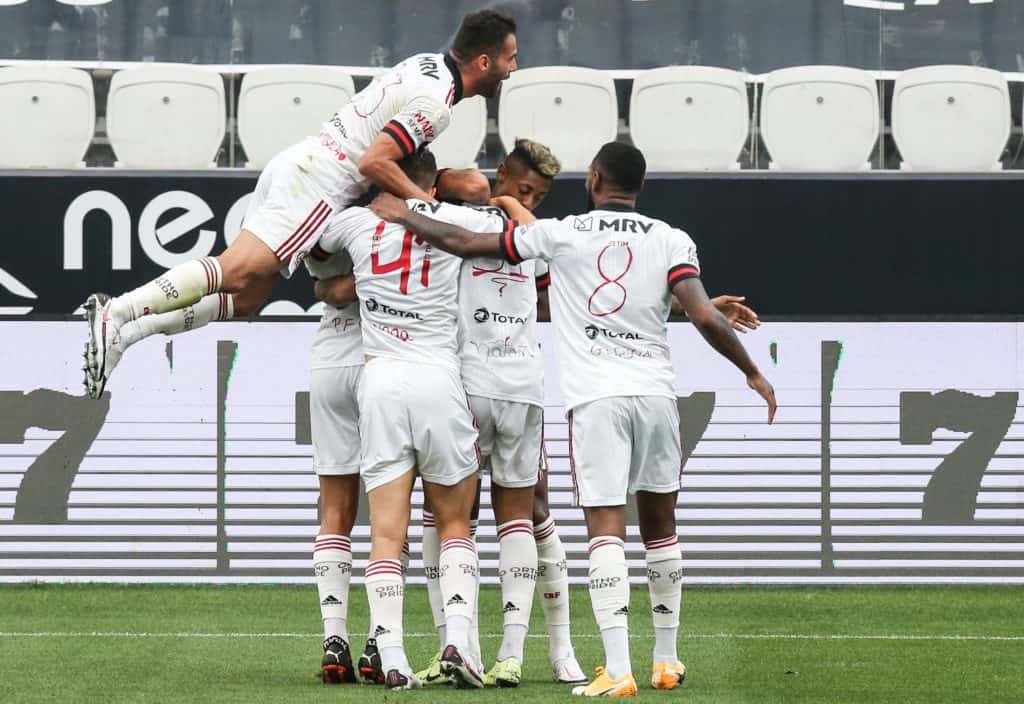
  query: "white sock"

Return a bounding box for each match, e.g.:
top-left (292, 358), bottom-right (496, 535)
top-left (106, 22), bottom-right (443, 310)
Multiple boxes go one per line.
top-left (588, 536), bottom-right (631, 679)
top-left (110, 257), bottom-right (222, 326)
top-left (365, 559), bottom-right (407, 672)
top-left (535, 517), bottom-right (573, 661)
top-left (439, 536), bottom-right (478, 653)
top-left (646, 535), bottom-right (683, 664)
top-left (421, 512), bottom-right (446, 651)
top-left (314, 534), bottom-right (352, 643)
top-left (119, 292), bottom-right (233, 351)
top-left (495, 519), bottom-right (537, 662)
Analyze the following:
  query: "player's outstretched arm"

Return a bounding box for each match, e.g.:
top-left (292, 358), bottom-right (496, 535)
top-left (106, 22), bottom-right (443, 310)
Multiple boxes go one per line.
top-left (360, 134), bottom-right (436, 202)
top-left (370, 193), bottom-right (507, 260)
top-left (673, 277), bottom-right (777, 423)
top-left (314, 275), bottom-right (357, 307)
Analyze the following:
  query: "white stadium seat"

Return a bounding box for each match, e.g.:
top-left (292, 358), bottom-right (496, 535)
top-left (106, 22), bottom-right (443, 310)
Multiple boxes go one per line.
top-left (498, 66), bottom-right (618, 172)
top-left (0, 66), bottom-right (94, 168)
top-left (238, 66), bottom-right (355, 169)
top-left (760, 65), bottom-right (878, 171)
top-left (892, 65), bottom-right (1010, 172)
top-left (107, 65), bottom-right (225, 169)
top-left (629, 66), bottom-right (749, 171)
top-left (429, 95), bottom-right (487, 169)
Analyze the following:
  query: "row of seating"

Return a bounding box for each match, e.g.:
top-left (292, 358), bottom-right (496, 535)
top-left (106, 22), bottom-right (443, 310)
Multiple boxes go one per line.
top-left (0, 63), bottom-right (1013, 171)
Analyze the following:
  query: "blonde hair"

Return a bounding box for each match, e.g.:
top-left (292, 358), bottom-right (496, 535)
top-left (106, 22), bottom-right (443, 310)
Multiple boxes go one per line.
top-left (510, 138), bottom-right (562, 179)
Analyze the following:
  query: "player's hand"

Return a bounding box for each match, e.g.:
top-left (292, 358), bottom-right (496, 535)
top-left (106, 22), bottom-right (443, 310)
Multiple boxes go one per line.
top-left (747, 371), bottom-right (777, 424)
top-left (712, 295), bottom-right (760, 333)
top-left (490, 195), bottom-right (537, 224)
top-left (369, 192), bottom-right (411, 223)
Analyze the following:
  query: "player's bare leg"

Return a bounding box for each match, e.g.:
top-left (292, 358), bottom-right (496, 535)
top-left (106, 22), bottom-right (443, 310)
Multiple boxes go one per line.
top-left (365, 469), bottom-right (421, 689)
top-left (532, 468), bottom-right (586, 684)
top-left (481, 483), bottom-right (536, 687)
top-left (422, 474), bottom-right (484, 689)
top-left (636, 490), bottom-right (685, 690)
top-left (572, 506), bottom-right (637, 698)
top-left (83, 231), bottom-right (280, 398)
top-left (316, 475), bottom-right (359, 684)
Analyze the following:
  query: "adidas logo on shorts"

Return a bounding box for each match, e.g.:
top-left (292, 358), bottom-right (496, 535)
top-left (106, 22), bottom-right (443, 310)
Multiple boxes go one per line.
top-left (447, 593), bottom-right (467, 606)
top-left (652, 604), bottom-right (673, 615)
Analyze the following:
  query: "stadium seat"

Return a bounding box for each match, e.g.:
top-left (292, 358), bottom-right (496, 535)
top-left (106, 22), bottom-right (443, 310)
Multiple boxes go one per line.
top-left (106, 65), bottom-right (225, 169)
top-left (892, 65), bottom-right (1010, 172)
top-left (629, 66), bottom-right (749, 171)
top-left (429, 95), bottom-right (487, 169)
top-left (760, 65), bottom-right (879, 171)
top-left (0, 65), bottom-right (94, 168)
top-left (498, 67), bottom-right (618, 172)
top-left (238, 67), bottom-right (355, 169)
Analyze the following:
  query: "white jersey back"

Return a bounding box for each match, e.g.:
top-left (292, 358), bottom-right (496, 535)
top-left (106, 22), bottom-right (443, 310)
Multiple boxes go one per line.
top-left (501, 205), bottom-right (701, 410)
top-left (319, 200), bottom-right (505, 369)
top-left (320, 53), bottom-right (460, 166)
top-left (305, 251), bottom-right (364, 369)
top-left (458, 205), bottom-right (547, 407)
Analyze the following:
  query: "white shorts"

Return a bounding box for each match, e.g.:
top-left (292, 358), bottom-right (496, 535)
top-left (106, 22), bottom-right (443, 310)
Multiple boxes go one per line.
top-left (467, 395), bottom-right (542, 489)
top-left (243, 138), bottom-right (364, 278)
top-left (567, 396), bottom-right (682, 507)
top-left (310, 365), bottom-right (363, 476)
top-left (357, 358), bottom-right (480, 492)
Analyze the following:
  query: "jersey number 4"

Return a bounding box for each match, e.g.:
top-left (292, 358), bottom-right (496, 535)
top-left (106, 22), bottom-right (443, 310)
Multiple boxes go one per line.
top-left (371, 222), bottom-right (431, 294)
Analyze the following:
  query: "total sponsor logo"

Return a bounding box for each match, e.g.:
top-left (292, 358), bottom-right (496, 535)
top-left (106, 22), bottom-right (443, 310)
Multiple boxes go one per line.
top-left (474, 307), bottom-right (527, 325)
top-left (584, 324), bottom-right (642, 341)
top-left (365, 297), bottom-right (422, 320)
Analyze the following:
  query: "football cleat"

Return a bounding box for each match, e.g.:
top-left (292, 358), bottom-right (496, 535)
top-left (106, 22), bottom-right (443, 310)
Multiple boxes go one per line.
top-left (571, 667), bottom-right (638, 698)
top-left (83, 293), bottom-right (122, 399)
top-left (321, 635), bottom-right (356, 684)
top-left (651, 661), bottom-right (686, 690)
top-left (482, 657), bottom-right (522, 688)
top-left (440, 644), bottom-right (484, 689)
top-left (384, 669), bottom-right (423, 690)
top-left (357, 638), bottom-right (385, 685)
top-left (552, 652), bottom-right (588, 685)
top-left (415, 650), bottom-right (452, 686)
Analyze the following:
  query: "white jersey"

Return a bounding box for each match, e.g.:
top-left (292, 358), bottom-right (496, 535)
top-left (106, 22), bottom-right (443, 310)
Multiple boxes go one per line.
top-left (320, 53), bottom-right (461, 167)
top-left (458, 205), bottom-right (548, 407)
top-left (304, 251), bottom-right (364, 369)
top-left (318, 200), bottom-right (506, 369)
top-left (501, 204), bottom-right (701, 410)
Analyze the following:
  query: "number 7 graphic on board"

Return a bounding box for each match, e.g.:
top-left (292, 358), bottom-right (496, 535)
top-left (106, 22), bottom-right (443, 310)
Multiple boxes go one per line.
top-left (899, 390), bottom-right (1018, 524)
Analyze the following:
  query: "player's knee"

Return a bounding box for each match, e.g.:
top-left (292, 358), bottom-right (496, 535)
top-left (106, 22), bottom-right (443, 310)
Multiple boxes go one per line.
top-left (532, 499), bottom-right (550, 526)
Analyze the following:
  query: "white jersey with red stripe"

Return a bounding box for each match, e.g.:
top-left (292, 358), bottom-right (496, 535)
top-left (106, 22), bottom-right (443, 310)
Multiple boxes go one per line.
top-left (318, 199), bottom-right (507, 369)
top-left (320, 53), bottom-right (461, 166)
top-left (304, 251), bottom-right (364, 370)
top-left (500, 204), bottom-right (700, 411)
top-left (457, 204), bottom-right (548, 407)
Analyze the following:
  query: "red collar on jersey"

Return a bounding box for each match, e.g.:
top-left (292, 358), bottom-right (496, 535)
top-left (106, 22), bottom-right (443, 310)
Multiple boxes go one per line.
top-left (444, 53), bottom-right (464, 104)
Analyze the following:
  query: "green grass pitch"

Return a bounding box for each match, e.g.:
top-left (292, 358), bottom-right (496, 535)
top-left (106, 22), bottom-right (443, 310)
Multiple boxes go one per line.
top-left (1, 585), bottom-right (1021, 703)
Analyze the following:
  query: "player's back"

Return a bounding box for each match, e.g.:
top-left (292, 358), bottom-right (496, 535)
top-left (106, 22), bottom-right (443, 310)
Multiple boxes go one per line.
top-left (320, 53), bottom-right (459, 166)
top-left (305, 251), bottom-right (363, 369)
top-left (509, 205), bottom-right (700, 409)
top-left (321, 200), bottom-right (503, 368)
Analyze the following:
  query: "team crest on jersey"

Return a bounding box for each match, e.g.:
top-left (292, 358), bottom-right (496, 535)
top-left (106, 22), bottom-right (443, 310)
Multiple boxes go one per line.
top-left (573, 216), bottom-right (594, 231)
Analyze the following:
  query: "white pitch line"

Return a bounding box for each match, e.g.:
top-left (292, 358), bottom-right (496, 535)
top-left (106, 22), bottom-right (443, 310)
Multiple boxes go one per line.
top-left (0, 632), bottom-right (1021, 642)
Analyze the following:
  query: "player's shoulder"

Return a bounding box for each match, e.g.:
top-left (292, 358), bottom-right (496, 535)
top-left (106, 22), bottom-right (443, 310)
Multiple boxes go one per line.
top-left (395, 53), bottom-right (451, 95)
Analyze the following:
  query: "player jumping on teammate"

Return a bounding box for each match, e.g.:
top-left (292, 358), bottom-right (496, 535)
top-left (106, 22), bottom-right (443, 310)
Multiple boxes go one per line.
top-left (81, 9), bottom-right (518, 398)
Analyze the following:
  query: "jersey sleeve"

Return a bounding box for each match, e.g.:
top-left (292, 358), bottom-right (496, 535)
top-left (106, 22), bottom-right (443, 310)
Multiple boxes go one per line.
top-left (382, 94), bottom-right (451, 157)
top-left (501, 218), bottom-right (561, 264)
top-left (534, 259), bottom-right (550, 291)
top-left (666, 229), bottom-right (701, 290)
